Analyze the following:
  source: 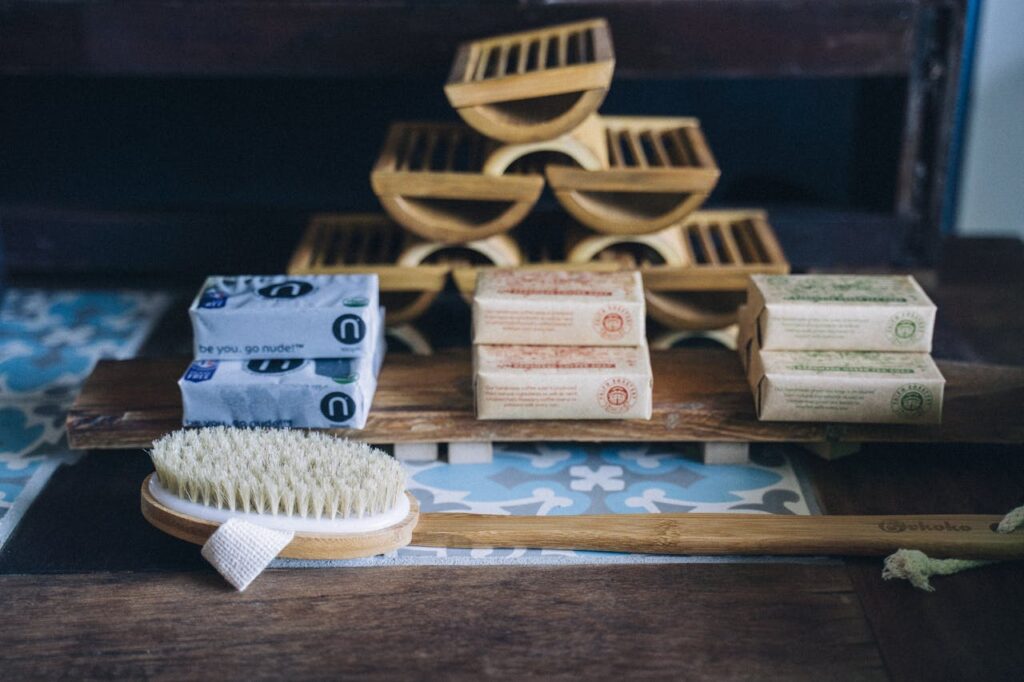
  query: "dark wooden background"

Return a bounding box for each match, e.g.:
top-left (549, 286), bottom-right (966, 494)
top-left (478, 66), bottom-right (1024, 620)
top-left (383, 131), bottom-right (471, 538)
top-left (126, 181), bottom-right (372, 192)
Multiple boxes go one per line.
top-left (0, 0), bottom-right (966, 277)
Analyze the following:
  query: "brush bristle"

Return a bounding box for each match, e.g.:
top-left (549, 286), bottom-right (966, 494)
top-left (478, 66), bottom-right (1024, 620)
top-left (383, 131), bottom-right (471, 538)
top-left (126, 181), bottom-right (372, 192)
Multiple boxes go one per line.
top-left (150, 427), bottom-right (406, 519)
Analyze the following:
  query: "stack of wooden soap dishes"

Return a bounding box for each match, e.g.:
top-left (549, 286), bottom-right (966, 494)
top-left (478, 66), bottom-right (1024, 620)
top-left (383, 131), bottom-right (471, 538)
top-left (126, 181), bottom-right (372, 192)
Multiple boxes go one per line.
top-left (288, 18), bottom-right (790, 353)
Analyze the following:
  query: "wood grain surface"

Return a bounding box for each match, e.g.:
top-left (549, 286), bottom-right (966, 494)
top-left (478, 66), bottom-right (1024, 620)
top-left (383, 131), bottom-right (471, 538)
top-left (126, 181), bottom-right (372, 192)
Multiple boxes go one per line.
top-left (66, 349), bottom-right (1024, 450)
top-left (809, 444), bottom-right (1024, 682)
top-left (0, 565), bottom-right (884, 680)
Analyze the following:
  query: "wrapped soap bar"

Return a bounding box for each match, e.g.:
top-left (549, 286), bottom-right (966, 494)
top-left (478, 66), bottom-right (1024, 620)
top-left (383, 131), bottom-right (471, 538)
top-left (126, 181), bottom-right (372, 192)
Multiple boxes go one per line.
top-left (747, 344), bottom-right (944, 424)
top-left (474, 344), bottom-right (653, 420)
top-left (190, 275), bottom-right (379, 359)
top-left (472, 270), bottom-right (646, 346)
top-left (746, 274), bottom-right (936, 352)
top-left (180, 314), bottom-right (386, 429)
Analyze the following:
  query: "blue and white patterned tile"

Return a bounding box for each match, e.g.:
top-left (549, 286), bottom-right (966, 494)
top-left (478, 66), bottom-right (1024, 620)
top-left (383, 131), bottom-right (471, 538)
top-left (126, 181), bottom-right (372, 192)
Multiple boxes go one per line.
top-left (0, 289), bottom-right (170, 402)
top-left (0, 289), bottom-right (169, 545)
top-left (279, 442), bottom-right (816, 567)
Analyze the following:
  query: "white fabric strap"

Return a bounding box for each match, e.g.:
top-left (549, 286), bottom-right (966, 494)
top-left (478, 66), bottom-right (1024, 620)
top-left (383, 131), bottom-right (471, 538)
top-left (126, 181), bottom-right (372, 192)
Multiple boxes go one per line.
top-left (201, 518), bottom-right (295, 591)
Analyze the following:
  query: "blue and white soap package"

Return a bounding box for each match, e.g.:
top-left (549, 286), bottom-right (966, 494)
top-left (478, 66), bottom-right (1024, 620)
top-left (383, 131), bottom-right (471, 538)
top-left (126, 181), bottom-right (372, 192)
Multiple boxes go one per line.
top-left (190, 275), bottom-right (380, 359)
top-left (179, 313), bottom-right (386, 430)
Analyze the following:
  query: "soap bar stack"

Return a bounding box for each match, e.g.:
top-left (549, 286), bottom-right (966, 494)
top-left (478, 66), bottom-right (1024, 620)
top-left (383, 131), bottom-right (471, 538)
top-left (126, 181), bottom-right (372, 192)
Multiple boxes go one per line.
top-left (179, 275), bottom-right (385, 429)
top-left (472, 269), bottom-right (653, 420)
top-left (738, 274), bottom-right (944, 424)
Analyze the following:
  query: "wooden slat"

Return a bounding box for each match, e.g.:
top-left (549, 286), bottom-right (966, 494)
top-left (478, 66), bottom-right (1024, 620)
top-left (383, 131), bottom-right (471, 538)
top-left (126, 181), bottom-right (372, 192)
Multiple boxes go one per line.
top-left (66, 350), bottom-right (1024, 450)
top-left (419, 130), bottom-right (439, 171)
top-left (546, 165), bottom-right (719, 192)
top-left (495, 43), bottom-right (509, 77)
top-left (748, 215), bottom-right (789, 265)
top-left (558, 30), bottom-right (569, 66)
top-left (715, 222), bottom-right (745, 264)
top-left (606, 129), bottom-right (625, 167)
top-left (474, 45), bottom-right (491, 80)
top-left (443, 129), bottom-right (460, 170)
top-left (667, 128), bottom-right (696, 166)
top-left (647, 130), bottom-right (673, 167)
top-left (536, 36), bottom-right (550, 72)
top-left (732, 220), bottom-right (765, 264)
top-left (444, 60), bottom-right (613, 107)
top-left (684, 125), bottom-right (718, 169)
top-left (0, 565), bottom-right (883, 679)
top-left (624, 130), bottom-right (648, 168)
top-left (396, 129), bottom-right (419, 171)
top-left (696, 223), bottom-right (721, 265)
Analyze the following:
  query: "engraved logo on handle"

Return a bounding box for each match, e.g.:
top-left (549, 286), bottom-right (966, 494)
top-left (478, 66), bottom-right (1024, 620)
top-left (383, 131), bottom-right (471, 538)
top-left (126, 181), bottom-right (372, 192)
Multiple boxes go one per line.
top-left (878, 520), bottom-right (971, 533)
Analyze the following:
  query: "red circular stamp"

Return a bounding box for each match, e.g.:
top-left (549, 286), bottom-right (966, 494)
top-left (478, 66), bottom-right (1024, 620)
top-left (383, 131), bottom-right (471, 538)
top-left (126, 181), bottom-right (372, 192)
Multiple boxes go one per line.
top-left (598, 377), bottom-right (638, 414)
top-left (592, 305), bottom-right (633, 340)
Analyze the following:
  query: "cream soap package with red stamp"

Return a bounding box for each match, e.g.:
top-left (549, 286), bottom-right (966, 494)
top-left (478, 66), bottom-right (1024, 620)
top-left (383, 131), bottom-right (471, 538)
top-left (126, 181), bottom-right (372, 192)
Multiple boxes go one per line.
top-left (473, 344), bottom-right (653, 420)
top-left (190, 274), bottom-right (380, 359)
top-left (472, 269), bottom-right (646, 346)
top-left (745, 274), bottom-right (936, 352)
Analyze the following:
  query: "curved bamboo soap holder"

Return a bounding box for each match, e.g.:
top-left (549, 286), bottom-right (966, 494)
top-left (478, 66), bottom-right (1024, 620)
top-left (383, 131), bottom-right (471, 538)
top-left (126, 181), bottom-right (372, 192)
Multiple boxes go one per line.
top-left (372, 122), bottom-right (544, 244)
top-left (568, 210), bottom-right (789, 330)
top-left (396, 234), bottom-right (523, 271)
top-left (444, 19), bottom-right (614, 143)
top-left (547, 116), bottom-right (720, 235)
top-left (398, 235), bottom-right (523, 303)
top-left (650, 326), bottom-right (739, 351)
top-left (482, 114), bottom-right (608, 175)
top-left (288, 214), bottom-right (448, 325)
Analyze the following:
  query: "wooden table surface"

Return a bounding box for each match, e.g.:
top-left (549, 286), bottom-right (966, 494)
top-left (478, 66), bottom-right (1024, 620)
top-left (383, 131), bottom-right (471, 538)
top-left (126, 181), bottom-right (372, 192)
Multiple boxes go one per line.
top-left (2, 243), bottom-right (1023, 680)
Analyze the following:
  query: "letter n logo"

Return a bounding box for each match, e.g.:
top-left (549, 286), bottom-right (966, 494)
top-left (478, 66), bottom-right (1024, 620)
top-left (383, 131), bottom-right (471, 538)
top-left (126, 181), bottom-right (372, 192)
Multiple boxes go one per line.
top-left (332, 314), bottom-right (367, 344)
top-left (320, 392), bottom-right (356, 423)
top-left (257, 281), bottom-right (313, 299)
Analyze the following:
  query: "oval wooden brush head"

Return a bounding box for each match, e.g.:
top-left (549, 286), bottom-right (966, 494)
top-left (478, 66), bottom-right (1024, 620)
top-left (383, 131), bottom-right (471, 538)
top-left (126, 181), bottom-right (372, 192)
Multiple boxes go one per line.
top-left (141, 475), bottom-right (420, 560)
top-left (142, 427), bottom-right (419, 559)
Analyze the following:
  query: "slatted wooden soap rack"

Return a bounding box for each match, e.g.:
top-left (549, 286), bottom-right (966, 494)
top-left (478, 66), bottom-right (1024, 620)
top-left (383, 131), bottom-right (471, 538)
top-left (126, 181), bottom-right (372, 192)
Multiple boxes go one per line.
top-left (289, 210), bottom-right (788, 330)
top-left (444, 18), bottom-right (615, 143)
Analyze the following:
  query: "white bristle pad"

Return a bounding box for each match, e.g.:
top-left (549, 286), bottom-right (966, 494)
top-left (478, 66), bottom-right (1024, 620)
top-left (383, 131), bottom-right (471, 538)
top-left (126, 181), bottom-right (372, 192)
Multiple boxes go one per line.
top-left (201, 518), bottom-right (295, 591)
top-left (150, 427), bottom-right (406, 519)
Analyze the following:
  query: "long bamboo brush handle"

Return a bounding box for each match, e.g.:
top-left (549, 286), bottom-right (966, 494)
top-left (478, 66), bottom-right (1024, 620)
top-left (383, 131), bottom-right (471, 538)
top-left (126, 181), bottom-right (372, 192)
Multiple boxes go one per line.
top-left (412, 513), bottom-right (1024, 560)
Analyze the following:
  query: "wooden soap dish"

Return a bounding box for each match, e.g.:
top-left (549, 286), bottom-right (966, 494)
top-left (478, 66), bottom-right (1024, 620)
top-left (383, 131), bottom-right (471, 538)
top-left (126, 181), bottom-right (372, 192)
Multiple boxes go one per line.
top-left (482, 114), bottom-right (608, 176)
top-left (371, 122), bottom-right (544, 243)
top-left (445, 19), bottom-right (615, 143)
top-left (290, 214), bottom-right (523, 323)
top-left (397, 235), bottom-right (522, 269)
top-left (569, 210), bottom-right (789, 330)
top-left (547, 116), bottom-right (720, 235)
top-left (289, 214), bottom-right (448, 325)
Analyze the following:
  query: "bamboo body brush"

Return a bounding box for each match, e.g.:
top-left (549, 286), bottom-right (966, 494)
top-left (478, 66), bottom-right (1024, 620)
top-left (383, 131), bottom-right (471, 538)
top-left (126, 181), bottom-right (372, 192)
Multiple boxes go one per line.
top-left (143, 428), bottom-right (1024, 561)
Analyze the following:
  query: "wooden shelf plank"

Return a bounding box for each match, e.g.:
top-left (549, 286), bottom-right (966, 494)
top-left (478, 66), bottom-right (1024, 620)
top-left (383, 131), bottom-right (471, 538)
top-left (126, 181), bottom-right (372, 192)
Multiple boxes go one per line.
top-left (66, 349), bottom-right (1024, 450)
